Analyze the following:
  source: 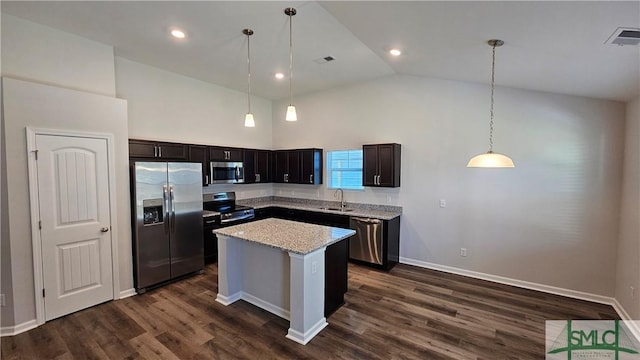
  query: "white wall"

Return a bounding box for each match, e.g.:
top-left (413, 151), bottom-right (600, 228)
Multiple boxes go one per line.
top-left (615, 97), bottom-right (640, 318)
top-left (1, 15), bottom-right (131, 328)
top-left (116, 57), bottom-right (272, 149)
top-left (273, 74), bottom-right (626, 297)
top-left (1, 14), bottom-right (116, 97)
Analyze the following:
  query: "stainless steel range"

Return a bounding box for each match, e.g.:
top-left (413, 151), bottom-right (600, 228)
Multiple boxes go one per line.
top-left (202, 191), bottom-right (255, 264)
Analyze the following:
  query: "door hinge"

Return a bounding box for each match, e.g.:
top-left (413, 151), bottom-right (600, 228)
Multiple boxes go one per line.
top-left (42, 289), bottom-right (45, 298)
top-left (38, 221), bottom-right (42, 230)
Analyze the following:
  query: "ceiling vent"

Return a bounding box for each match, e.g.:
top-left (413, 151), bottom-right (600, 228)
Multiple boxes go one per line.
top-left (605, 27), bottom-right (640, 46)
top-left (314, 56), bottom-right (335, 64)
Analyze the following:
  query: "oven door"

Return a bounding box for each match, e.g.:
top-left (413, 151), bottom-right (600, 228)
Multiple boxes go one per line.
top-left (210, 162), bottom-right (244, 184)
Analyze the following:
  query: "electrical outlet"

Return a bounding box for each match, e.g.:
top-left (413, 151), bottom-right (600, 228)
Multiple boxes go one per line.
top-left (0, 294), bottom-right (5, 307)
top-left (460, 248), bottom-right (467, 257)
top-left (631, 286), bottom-right (636, 299)
top-left (439, 199), bottom-right (447, 208)
top-left (312, 261), bottom-right (318, 274)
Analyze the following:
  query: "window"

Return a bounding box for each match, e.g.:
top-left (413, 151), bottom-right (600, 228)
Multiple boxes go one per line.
top-left (327, 149), bottom-right (364, 190)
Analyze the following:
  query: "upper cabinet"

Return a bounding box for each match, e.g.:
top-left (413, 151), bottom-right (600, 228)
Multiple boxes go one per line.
top-left (274, 149), bottom-right (322, 185)
top-left (188, 145), bottom-right (209, 186)
top-left (209, 146), bottom-right (243, 162)
top-left (300, 149), bottom-right (323, 185)
top-left (243, 149), bottom-right (271, 184)
top-left (129, 139), bottom-right (187, 160)
top-left (363, 143), bottom-right (401, 188)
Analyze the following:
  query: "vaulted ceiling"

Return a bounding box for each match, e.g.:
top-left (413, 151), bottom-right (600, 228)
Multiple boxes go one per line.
top-left (2, 1), bottom-right (639, 102)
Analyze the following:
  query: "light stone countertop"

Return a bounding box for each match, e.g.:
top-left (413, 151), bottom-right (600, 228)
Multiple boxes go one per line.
top-left (213, 218), bottom-right (356, 255)
top-left (238, 197), bottom-right (402, 220)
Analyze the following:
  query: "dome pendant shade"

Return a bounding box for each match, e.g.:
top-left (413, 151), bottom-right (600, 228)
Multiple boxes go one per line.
top-left (244, 113), bottom-right (255, 127)
top-left (286, 105), bottom-right (297, 121)
top-left (467, 151), bottom-right (515, 168)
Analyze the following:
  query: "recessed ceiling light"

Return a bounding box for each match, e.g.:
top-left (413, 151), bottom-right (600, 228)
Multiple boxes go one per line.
top-left (170, 29), bottom-right (186, 39)
top-left (275, 72), bottom-right (285, 80)
top-left (389, 49), bottom-right (402, 56)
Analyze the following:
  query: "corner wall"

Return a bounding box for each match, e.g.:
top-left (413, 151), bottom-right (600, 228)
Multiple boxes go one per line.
top-left (615, 96), bottom-right (640, 318)
top-left (273, 74), bottom-right (626, 298)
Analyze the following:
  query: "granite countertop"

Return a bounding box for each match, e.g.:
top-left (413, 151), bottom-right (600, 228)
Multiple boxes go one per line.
top-left (238, 197), bottom-right (402, 220)
top-left (214, 218), bottom-right (356, 255)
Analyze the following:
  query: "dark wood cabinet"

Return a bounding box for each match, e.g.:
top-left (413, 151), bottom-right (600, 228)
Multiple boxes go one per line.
top-left (188, 145), bottom-right (209, 186)
top-left (362, 143), bottom-right (401, 187)
top-left (209, 146), bottom-right (243, 162)
top-left (244, 149), bottom-right (271, 184)
top-left (129, 139), bottom-right (187, 160)
top-left (274, 149), bottom-right (322, 185)
top-left (274, 150), bottom-right (300, 183)
top-left (300, 149), bottom-right (323, 185)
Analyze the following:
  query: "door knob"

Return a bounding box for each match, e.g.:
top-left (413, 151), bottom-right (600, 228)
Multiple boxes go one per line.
top-left (100, 227), bottom-right (109, 233)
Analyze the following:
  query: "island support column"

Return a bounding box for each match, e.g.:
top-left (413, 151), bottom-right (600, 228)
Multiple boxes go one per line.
top-left (215, 234), bottom-right (243, 305)
top-left (286, 248), bottom-right (328, 345)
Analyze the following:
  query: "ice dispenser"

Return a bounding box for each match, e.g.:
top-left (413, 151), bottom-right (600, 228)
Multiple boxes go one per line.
top-left (143, 198), bottom-right (164, 225)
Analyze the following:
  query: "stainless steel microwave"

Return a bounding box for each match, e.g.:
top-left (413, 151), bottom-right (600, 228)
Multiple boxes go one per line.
top-left (210, 162), bottom-right (244, 184)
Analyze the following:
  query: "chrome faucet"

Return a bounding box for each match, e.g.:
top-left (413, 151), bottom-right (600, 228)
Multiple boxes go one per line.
top-left (335, 188), bottom-right (346, 209)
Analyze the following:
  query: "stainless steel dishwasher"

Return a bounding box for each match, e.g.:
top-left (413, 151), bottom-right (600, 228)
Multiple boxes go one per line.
top-left (349, 217), bottom-right (383, 265)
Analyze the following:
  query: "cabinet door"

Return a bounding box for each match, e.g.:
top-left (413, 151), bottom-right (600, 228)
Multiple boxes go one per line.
top-left (300, 149), bottom-right (315, 184)
top-left (156, 142), bottom-right (187, 160)
top-left (227, 148), bottom-right (243, 161)
top-left (362, 145), bottom-right (379, 186)
top-left (209, 147), bottom-right (227, 161)
top-left (189, 145), bottom-right (209, 185)
top-left (287, 151), bottom-right (301, 183)
top-left (243, 149), bottom-right (256, 183)
top-left (377, 144), bottom-right (396, 187)
top-left (255, 150), bottom-right (271, 183)
top-left (129, 140), bottom-right (158, 158)
top-left (274, 151), bottom-right (288, 183)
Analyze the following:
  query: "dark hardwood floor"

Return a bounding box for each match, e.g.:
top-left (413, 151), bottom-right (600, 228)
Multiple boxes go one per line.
top-left (1, 263), bottom-right (618, 359)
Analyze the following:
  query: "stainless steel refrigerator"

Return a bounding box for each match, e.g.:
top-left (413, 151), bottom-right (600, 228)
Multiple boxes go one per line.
top-left (131, 162), bottom-right (203, 293)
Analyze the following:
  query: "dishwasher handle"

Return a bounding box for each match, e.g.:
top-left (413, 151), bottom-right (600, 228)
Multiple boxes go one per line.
top-left (351, 217), bottom-right (381, 225)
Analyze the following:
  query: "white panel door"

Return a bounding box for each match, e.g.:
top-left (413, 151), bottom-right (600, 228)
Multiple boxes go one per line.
top-left (36, 134), bottom-right (113, 321)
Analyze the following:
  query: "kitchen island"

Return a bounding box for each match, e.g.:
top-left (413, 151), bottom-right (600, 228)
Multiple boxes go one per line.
top-left (213, 218), bottom-right (355, 345)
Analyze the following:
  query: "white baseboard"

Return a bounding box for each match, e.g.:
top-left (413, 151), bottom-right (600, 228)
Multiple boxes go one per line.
top-left (0, 319), bottom-right (38, 337)
top-left (286, 317), bottom-right (328, 345)
top-left (399, 257), bottom-right (614, 305)
top-left (216, 292), bottom-right (242, 306)
top-left (118, 288), bottom-right (136, 299)
top-left (611, 299), bottom-right (640, 343)
top-left (241, 292), bottom-right (290, 321)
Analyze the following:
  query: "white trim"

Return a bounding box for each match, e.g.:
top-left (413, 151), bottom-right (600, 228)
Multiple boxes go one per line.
top-left (0, 319), bottom-right (38, 337)
top-left (216, 292), bottom-right (242, 306)
top-left (611, 299), bottom-right (640, 343)
top-left (118, 288), bottom-right (137, 299)
top-left (26, 127), bottom-right (120, 325)
top-left (242, 292), bottom-right (291, 320)
top-left (399, 257), bottom-right (614, 305)
top-left (286, 317), bottom-right (328, 345)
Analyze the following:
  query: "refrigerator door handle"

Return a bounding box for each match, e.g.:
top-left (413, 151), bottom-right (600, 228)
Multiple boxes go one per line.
top-left (169, 185), bottom-right (176, 234)
top-left (163, 185), bottom-right (169, 234)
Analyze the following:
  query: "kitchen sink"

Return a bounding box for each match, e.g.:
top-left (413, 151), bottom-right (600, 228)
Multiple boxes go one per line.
top-left (318, 207), bottom-right (354, 212)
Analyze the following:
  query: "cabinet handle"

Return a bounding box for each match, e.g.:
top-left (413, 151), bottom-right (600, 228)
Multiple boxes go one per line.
top-left (255, 173), bottom-right (260, 182)
top-left (284, 173), bottom-right (288, 182)
top-left (205, 175), bottom-right (209, 184)
top-left (154, 145), bottom-right (158, 157)
top-left (373, 175), bottom-right (377, 185)
top-left (310, 174), bottom-right (313, 183)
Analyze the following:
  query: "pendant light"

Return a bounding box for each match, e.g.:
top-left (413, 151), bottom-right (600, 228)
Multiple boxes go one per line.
top-left (467, 39), bottom-right (515, 168)
top-left (284, 7), bottom-right (297, 121)
top-left (243, 28), bottom-right (255, 127)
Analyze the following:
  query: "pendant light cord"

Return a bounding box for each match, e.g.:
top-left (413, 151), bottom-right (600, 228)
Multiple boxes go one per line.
top-left (488, 43), bottom-right (496, 153)
top-left (288, 10), bottom-right (294, 106)
top-left (247, 31), bottom-right (251, 114)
